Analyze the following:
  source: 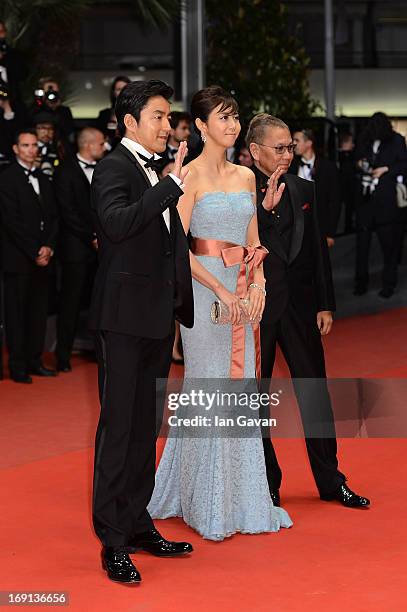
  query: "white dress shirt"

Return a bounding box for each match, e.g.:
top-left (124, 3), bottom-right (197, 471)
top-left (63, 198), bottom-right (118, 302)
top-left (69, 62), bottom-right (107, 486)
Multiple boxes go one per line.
top-left (298, 155), bottom-right (315, 181)
top-left (121, 137), bottom-right (182, 232)
top-left (77, 154), bottom-right (96, 183)
top-left (17, 159), bottom-right (40, 195)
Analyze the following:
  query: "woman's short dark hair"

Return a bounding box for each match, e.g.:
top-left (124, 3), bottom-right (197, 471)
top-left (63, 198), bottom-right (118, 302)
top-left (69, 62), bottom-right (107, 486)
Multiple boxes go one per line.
top-left (190, 85), bottom-right (238, 125)
top-left (115, 79), bottom-right (174, 137)
top-left (362, 112), bottom-right (393, 143)
top-left (110, 75), bottom-right (131, 106)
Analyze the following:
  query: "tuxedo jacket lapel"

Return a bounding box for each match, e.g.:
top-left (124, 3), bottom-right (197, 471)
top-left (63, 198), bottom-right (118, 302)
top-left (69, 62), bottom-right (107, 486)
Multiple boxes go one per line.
top-left (74, 159), bottom-right (92, 192)
top-left (118, 143), bottom-right (171, 241)
top-left (117, 143), bottom-right (151, 189)
top-left (285, 174), bottom-right (304, 264)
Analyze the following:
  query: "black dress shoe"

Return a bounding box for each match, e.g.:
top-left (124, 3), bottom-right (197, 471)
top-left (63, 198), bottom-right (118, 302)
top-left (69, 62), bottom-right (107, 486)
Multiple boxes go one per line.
top-left (353, 285), bottom-right (367, 296)
top-left (11, 373), bottom-right (32, 384)
top-left (320, 483), bottom-right (370, 508)
top-left (29, 365), bottom-right (57, 377)
top-left (269, 488), bottom-right (281, 507)
top-left (102, 547), bottom-right (141, 584)
top-left (128, 529), bottom-right (193, 557)
top-left (57, 361), bottom-right (72, 373)
top-left (378, 287), bottom-right (394, 298)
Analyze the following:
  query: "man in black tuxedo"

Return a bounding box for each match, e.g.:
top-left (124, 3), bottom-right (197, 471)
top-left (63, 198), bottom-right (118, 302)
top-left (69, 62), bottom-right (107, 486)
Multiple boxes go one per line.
top-left (289, 128), bottom-right (341, 248)
top-left (353, 113), bottom-right (407, 298)
top-left (0, 129), bottom-right (57, 383)
top-left (246, 114), bottom-right (369, 509)
top-left (89, 80), bottom-right (194, 584)
top-left (54, 127), bottom-right (105, 372)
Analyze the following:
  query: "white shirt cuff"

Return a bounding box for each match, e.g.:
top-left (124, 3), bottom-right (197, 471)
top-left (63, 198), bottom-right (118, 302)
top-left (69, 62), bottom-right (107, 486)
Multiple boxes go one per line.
top-left (4, 111), bottom-right (15, 120)
top-left (168, 173), bottom-right (184, 190)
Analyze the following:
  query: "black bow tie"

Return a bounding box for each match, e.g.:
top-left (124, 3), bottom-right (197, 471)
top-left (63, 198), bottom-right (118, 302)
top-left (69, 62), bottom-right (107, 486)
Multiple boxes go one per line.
top-left (24, 168), bottom-right (39, 178)
top-left (300, 159), bottom-right (312, 168)
top-left (137, 152), bottom-right (162, 173)
top-left (79, 159), bottom-right (97, 169)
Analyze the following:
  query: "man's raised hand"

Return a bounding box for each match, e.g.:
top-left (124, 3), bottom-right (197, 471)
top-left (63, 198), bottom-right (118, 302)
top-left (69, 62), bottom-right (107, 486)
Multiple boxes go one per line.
top-left (262, 167), bottom-right (286, 211)
top-left (173, 140), bottom-right (189, 183)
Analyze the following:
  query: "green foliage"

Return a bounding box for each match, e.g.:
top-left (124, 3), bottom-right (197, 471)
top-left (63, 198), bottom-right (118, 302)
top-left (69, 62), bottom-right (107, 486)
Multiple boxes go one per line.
top-left (206, 0), bottom-right (319, 122)
top-left (0, 0), bottom-right (178, 103)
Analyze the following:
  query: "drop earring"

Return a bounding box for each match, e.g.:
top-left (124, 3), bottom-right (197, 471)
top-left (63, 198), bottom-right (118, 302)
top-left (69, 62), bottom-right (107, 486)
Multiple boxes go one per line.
top-left (201, 133), bottom-right (207, 143)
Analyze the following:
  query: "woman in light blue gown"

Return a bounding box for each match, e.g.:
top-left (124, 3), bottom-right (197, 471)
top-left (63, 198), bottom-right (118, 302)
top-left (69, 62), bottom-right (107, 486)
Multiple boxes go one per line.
top-left (148, 86), bottom-right (292, 541)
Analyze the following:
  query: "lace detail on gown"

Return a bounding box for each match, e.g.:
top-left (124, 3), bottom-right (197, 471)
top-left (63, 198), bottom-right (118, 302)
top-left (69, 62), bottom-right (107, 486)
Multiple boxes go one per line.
top-left (148, 192), bottom-right (293, 540)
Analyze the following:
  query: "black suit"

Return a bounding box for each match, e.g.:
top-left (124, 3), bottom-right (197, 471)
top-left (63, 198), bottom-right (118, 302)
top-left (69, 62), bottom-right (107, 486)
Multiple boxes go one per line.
top-left (289, 155), bottom-right (341, 239)
top-left (0, 163), bottom-right (57, 376)
top-left (90, 143), bottom-right (193, 547)
top-left (53, 157), bottom-right (97, 365)
top-left (254, 165), bottom-right (345, 496)
top-left (354, 131), bottom-right (407, 291)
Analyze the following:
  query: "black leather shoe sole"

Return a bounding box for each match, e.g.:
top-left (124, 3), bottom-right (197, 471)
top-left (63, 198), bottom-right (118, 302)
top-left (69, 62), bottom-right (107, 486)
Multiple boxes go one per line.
top-left (320, 494), bottom-right (370, 508)
top-left (30, 369), bottom-right (57, 377)
top-left (127, 545), bottom-right (192, 557)
top-left (101, 558), bottom-right (141, 584)
top-left (11, 375), bottom-right (32, 384)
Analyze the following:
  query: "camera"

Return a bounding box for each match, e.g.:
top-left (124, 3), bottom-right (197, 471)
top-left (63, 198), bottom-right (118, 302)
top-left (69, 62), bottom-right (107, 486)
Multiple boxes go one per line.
top-left (34, 87), bottom-right (61, 108)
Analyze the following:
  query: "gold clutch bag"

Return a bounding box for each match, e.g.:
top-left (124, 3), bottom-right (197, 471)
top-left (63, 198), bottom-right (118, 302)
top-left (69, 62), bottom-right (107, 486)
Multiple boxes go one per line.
top-left (210, 298), bottom-right (253, 325)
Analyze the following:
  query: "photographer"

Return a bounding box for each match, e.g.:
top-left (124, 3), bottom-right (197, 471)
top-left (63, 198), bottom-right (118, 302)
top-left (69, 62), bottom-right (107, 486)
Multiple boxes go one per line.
top-left (33, 111), bottom-right (65, 177)
top-left (354, 112), bottom-right (407, 298)
top-left (0, 20), bottom-right (27, 105)
top-left (96, 75), bottom-right (130, 149)
top-left (0, 80), bottom-right (17, 169)
top-left (31, 77), bottom-right (75, 144)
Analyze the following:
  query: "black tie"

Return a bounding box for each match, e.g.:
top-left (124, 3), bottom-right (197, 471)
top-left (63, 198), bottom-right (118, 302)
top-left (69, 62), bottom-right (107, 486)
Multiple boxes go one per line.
top-left (79, 160), bottom-right (97, 170)
top-left (137, 152), bottom-right (162, 173)
top-left (300, 159), bottom-right (311, 168)
top-left (24, 168), bottom-right (39, 179)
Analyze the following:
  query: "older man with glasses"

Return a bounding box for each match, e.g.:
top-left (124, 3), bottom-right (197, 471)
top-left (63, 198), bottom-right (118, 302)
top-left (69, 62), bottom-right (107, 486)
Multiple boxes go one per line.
top-left (246, 113), bottom-right (369, 510)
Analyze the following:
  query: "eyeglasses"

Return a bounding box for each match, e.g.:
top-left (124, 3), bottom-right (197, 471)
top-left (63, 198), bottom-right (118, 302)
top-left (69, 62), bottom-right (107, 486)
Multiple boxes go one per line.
top-left (257, 142), bottom-right (297, 155)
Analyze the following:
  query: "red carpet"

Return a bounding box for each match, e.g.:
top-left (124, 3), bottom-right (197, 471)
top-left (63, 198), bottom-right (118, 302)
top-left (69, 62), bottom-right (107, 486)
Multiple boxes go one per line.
top-left (1, 308), bottom-right (407, 610)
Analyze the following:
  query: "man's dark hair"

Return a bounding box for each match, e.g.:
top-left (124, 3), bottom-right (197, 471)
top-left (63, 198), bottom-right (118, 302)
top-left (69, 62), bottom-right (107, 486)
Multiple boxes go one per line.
top-left (14, 128), bottom-right (37, 145)
top-left (115, 80), bottom-right (174, 137)
top-left (169, 111), bottom-right (191, 130)
top-left (299, 128), bottom-right (316, 147)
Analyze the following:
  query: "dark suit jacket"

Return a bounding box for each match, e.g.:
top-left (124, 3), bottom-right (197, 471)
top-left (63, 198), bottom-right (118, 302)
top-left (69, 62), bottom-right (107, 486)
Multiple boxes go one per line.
top-left (254, 165), bottom-right (335, 324)
top-left (0, 163), bottom-right (58, 274)
top-left (53, 157), bottom-right (96, 263)
top-left (88, 143), bottom-right (194, 338)
top-left (355, 131), bottom-right (407, 225)
top-left (289, 155), bottom-right (341, 238)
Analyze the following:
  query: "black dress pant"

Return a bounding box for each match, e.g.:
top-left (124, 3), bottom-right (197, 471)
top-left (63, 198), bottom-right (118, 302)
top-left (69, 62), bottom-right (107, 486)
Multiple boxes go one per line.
top-left (4, 267), bottom-right (50, 375)
top-left (355, 214), bottom-right (402, 291)
top-left (56, 261), bottom-right (91, 364)
top-left (93, 329), bottom-right (174, 547)
top-left (260, 307), bottom-right (346, 496)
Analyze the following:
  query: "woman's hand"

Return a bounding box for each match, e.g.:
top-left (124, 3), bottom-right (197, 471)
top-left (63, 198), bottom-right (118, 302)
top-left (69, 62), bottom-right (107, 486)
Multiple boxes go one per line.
top-left (371, 166), bottom-right (389, 179)
top-left (214, 285), bottom-right (241, 325)
top-left (246, 284), bottom-right (265, 322)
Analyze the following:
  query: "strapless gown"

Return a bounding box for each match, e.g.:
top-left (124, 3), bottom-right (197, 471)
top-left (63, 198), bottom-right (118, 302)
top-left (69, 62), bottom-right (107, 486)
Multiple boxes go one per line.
top-left (148, 191), bottom-right (292, 540)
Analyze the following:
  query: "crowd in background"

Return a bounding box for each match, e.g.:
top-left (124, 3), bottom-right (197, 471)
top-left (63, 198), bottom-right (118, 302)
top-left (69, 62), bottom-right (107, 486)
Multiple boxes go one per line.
top-left (1, 19), bottom-right (407, 383)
